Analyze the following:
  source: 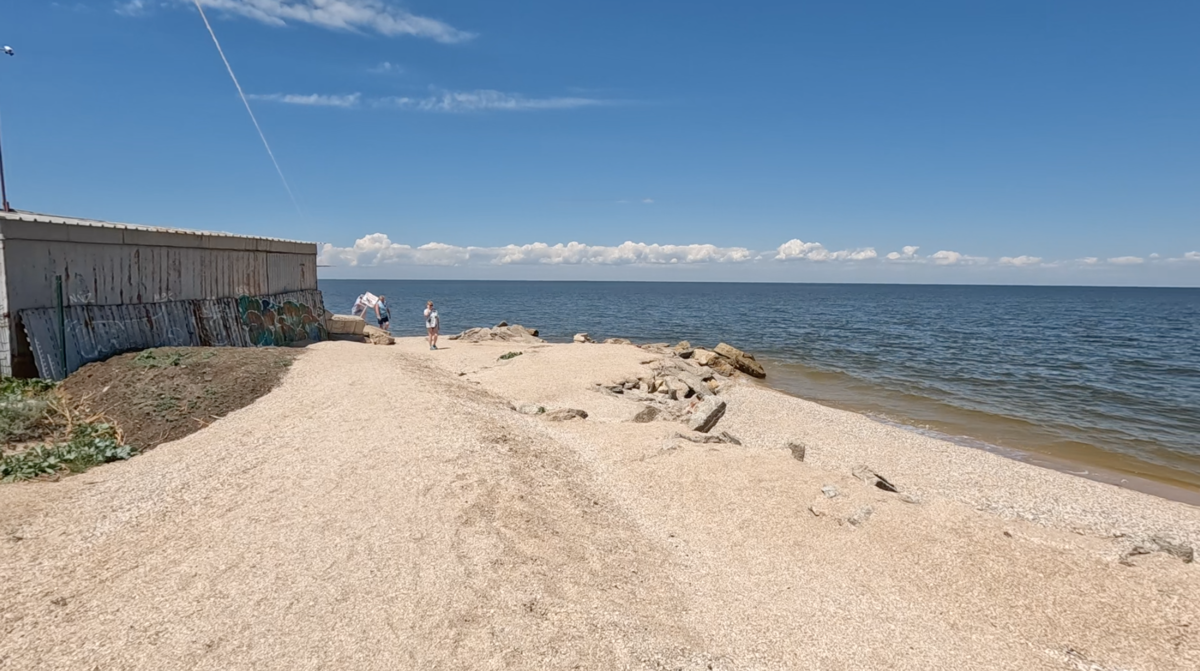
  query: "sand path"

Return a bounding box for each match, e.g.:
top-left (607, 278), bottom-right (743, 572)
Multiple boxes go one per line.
top-left (1, 340), bottom-right (1197, 670)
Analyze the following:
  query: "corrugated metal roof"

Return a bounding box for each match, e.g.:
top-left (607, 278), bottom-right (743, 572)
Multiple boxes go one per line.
top-left (0, 210), bottom-right (314, 245)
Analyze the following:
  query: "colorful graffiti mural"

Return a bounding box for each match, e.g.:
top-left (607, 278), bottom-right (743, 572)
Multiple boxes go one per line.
top-left (237, 295), bottom-right (328, 347)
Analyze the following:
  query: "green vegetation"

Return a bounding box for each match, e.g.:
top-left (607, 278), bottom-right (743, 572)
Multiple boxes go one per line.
top-left (1, 377), bottom-right (136, 482)
top-left (1, 423), bottom-right (131, 482)
top-left (499, 351), bottom-right (523, 361)
top-left (1, 378), bottom-right (57, 443)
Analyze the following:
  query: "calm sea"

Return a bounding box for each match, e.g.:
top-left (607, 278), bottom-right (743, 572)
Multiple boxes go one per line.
top-left (320, 280), bottom-right (1200, 491)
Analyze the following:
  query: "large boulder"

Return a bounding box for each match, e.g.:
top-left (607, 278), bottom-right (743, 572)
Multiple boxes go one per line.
top-left (327, 314), bottom-right (367, 336)
top-left (574, 333), bottom-right (595, 344)
top-left (363, 325), bottom-right (395, 345)
top-left (713, 342), bottom-right (766, 379)
top-left (448, 324), bottom-right (543, 343)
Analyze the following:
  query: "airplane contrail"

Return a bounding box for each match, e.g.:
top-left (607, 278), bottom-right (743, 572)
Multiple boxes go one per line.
top-left (191, 0), bottom-right (304, 217)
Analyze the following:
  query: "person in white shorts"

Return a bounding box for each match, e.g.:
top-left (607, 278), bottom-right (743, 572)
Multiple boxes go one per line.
top-left (424, 301), bottom-right (440, 350)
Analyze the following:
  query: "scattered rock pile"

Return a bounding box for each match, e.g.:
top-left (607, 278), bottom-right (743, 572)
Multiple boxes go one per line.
top-left (449, 323), bottom-right (544, 343)
top-left (639, 341), bottom-right (767, 379)
top-left (596, 348), bottom-right (739, 433)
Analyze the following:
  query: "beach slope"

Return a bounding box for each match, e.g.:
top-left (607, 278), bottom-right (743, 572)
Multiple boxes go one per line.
top-left (1, 339), bottom-right (1196, 670)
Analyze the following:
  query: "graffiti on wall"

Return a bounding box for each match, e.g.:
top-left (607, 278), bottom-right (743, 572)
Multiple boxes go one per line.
top-left (237, 296), bottom-right (328, 347)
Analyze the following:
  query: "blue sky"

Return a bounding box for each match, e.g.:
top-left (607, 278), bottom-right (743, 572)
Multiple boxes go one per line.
top-left (2, 1), bottom-right (1198, 284)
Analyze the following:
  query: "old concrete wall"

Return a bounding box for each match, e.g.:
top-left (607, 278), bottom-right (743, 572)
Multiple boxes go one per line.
top-left (0, 213), bottom-right (320, 377)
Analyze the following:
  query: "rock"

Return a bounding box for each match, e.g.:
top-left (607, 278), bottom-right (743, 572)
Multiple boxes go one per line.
top-left (674, 340), bottom-right (692, 350)
top-left (363, 325), bottom-right (395, 345)
top-left (516, 404), bottom-right (546, 415)
top-left (545, 408), bottom-right (588, 421)
top-left (671, 431), bottom-right (741, 445)
top-left (1150, 535), bottom-right (1195, 563)
top-left (899, 493), bottom-right (922, 505)
top-left (708, 358), bottom-right (738, 377)
top-left (717, 431), bottom-right (742, 446)
top-left (677, 348), bottom-right (694, 359)
top-left (603, 338), bottom-right (633, 345)
top-left (449, 325), bottom-right (543, 343)
top-left (327, 314), bottom-right (367, 336)
top-left (847, 506), bottom-right (874, 527)
top-left (686, 397), bottom-right (727, 433)
top-left (495, 321), bottom-right (509, 327)
top-left (672, 369), bottom-right (716, 399)
top-left (705, 378), bottom-right (722, 394)
top-left (787, 442), bottom-right (807, 461)
top-left (852, 466), bottom-right (899, 493)
top-left (638, 343), bottom-right (670, 350)
top-left (713, 342), bottom-right (766, 378)
top-left (632, 406), bottom-right (661, 423)
top-left (574, 333), bottom-right (595, 344)
top-left (691, 349), bottom-right (718, 366)
top-left (821, 485), bottom-right (839, 498)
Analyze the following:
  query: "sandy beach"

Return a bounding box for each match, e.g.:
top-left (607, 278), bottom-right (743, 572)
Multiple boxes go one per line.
top-left (1, 338), bottom-right (1197, 670)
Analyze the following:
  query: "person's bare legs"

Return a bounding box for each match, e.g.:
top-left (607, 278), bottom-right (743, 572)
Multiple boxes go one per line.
top-left (427, 327), bottom-right (436, 349)
top-left (432, 327), bottom-right (439, 349)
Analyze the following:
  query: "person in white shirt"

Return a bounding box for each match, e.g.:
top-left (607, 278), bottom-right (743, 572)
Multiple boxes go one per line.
top-left (424, 301), bottom-right (440, 350)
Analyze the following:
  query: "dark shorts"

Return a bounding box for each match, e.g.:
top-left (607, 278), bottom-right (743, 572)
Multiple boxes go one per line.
top-left (379, 318), bottom-right (390, 329)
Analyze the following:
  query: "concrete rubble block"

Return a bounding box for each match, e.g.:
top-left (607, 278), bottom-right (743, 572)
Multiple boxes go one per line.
top-left (671, 430), bottom-right (741, 445)
top-left (362, 325), bottom-right (395, 345)
top-left (603, 338), bottom-right (633, 345)
top-left (327, 314), bottom-right (367, 336)
top-left (686, 396), bottom-right (727, 433)
top-left (573, 333), bottom-right (595, 344)
top-left (714, 342), bottom-right (767, 379)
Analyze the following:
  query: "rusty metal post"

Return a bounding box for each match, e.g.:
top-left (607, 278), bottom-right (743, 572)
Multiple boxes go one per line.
top-left (55, 275), bottom-right (66, 378)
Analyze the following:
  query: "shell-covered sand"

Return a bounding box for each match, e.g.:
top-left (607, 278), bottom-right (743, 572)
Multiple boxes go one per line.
top-left (1, 339), bottom-right (1197, 670)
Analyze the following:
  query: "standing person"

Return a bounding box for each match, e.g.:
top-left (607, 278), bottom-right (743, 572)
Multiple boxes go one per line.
top-left (375, 295), bottom-right (391, 332)
top-left (424, 301), bottom-right (440, 350)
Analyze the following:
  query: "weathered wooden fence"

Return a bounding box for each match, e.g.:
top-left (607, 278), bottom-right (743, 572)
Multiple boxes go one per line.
top-left (20, 290), bottom-right (326, 380)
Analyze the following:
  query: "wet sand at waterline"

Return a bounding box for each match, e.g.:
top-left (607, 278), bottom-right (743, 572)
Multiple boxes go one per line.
top-left (1, 340), bottom-right (1197, 670)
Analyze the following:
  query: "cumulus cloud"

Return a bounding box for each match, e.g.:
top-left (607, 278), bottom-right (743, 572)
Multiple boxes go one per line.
top-left (998, 255), bottom-right (1043, 267)
top-left (377, 90), bottom-right (605, 112)
top-left (929, 250), bottom-right (988, 265)
top-left (248, 92), bottom-right (362, 107)
top-left (186, 0), bottom-right (474, 43)
top-left (774, 239), bottom-right (877, 262)
top-left (319, 236), bottom-right (755, 267)
top-left (317, 234), bottom-right (1200, 278)
top-left (1107, 256), bottom-right (1145, 265)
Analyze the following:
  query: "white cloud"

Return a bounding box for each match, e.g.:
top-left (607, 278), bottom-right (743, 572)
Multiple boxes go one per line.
top-left (1107, 256), bottom-right (1145, 265)
top-left (998, 255), bottom-right (1043, 267)
top-left (641, 198), bottom-right (655, 204)
top-left (319, 236), bottom-right (755, 267)
top-left (929, 250), bottom-right (988, 265)
top-left (885, 245), bottom-right (920, 261)
top-left (317, 234), bottom-right (1200, 284)
top-left (188, 0), bottom-right (474, 43)
top-left (377, 90), bottom-right (604, 112)
top-left (774, 239), bottom-right (877, 262)
top-left (248, 92), bottom-right (362, 107)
